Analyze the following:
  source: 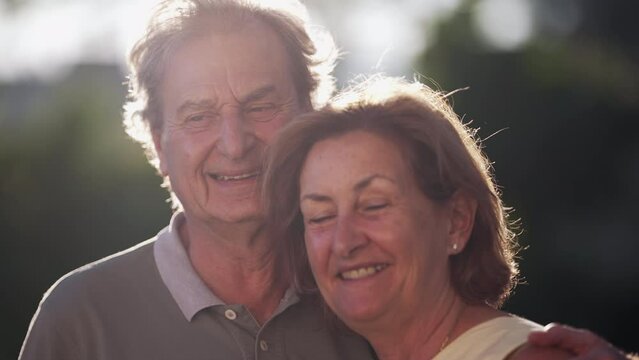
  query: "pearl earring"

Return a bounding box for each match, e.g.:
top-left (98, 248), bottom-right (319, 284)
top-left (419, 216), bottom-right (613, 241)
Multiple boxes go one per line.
top-left (452, 243), bottom-right (458, 251)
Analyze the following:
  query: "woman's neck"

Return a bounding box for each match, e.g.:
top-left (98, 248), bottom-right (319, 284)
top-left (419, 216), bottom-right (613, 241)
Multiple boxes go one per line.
top-left (368, 294), bottom-right (467, 360)
top-left (370, 299), bottom-right (505, 360)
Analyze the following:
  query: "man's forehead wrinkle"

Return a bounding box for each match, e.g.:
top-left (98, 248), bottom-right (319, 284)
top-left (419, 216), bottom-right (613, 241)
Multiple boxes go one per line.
top-left (198, 31), bottom-right (266, 106)
top-left (162, 20), bottom-right (297, 120)
top-left (205, 21), bottom-right (291, 100)
top-left (238, 85), bottom-right (278, 104)
top-left (223, 64), bottom-right (282, 106)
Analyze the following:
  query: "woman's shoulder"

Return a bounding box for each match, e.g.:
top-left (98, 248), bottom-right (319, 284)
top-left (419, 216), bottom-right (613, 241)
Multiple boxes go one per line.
top-left (488, 314), bottom-right (572, 359)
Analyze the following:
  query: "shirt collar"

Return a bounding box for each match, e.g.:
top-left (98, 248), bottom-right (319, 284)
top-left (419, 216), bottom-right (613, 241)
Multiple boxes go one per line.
top-left (153, 212), bottom-right (299, 321)
top-left (154, 212), bottom-right (224, 321)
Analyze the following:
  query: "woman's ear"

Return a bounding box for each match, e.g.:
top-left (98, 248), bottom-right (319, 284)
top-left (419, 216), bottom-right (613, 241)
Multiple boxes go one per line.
top-left (447, 190), bottom-right (478, 255)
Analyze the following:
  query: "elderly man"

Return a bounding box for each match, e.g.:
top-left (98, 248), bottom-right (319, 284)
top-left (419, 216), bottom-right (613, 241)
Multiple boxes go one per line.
top-left (19, 1), bottom-right (372, 359)
top-left (19, 0), bottom-right (630, 359)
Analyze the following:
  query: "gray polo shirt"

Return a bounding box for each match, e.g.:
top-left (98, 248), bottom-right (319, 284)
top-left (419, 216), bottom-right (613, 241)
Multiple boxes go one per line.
top-left (19, 213), bottom-right (374, 360)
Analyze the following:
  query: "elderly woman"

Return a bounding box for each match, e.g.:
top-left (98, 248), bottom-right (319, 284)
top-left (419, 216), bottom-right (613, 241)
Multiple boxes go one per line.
top-left (262, 76), bottom-right (572, 359)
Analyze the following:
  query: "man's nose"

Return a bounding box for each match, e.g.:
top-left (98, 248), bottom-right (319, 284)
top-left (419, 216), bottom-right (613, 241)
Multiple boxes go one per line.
top-left (217, 108), bottom-right (255, 159)
top-left (332, 216), bottom-right (368, 258)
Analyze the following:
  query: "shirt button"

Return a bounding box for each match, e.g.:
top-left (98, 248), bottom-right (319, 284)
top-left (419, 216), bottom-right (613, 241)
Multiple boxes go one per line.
top-left (259, 340), bottom-right (269, 351)
top-left (224, 309), bottom-right (237, 320)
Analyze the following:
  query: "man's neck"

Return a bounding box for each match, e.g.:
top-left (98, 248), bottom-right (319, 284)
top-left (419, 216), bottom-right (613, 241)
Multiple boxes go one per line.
top-left (179, 217), bottom-right (289, 325)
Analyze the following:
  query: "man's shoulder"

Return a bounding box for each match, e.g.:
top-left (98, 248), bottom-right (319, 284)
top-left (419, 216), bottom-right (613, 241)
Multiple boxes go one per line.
top-left (73, 236), bottom-right (157, 277)
top-left (40, 237), bottom-right (158, 312)
top-left (20, 229), bottom-right (193, 360)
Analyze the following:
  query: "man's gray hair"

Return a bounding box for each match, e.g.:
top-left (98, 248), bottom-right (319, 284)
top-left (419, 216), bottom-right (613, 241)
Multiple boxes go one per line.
top-left (123, 0), bottom-right (338, 171)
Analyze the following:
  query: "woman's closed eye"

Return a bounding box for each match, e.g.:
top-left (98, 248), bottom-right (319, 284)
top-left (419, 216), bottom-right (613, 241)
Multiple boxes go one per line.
top-left (361, 200), bottom-right (389, 213)
top-left (308, 214), bottom-right (335, 224)
top-left (366, 203), bottom-right (387, 211)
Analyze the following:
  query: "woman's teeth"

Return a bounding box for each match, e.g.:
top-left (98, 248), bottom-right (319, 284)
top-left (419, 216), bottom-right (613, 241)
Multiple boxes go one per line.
top-left (340, 264), bottom-right (387, 280)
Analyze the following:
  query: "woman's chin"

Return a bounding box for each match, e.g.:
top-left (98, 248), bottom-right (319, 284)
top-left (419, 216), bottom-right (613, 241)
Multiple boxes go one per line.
top-left (331, 299), bottom-right (389, 329)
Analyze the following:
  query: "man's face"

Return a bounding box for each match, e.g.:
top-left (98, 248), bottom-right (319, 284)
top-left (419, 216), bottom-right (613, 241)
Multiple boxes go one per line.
top-left (155, 21), bottom-right (302, 226)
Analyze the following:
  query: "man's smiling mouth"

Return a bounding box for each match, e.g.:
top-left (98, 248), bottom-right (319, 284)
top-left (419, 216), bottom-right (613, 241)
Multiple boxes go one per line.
top-left (209, 170), bottom-right (261, 181)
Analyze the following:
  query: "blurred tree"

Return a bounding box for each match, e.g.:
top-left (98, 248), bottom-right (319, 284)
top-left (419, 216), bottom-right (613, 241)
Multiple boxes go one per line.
top-left (2, 0), bottom-right (28, 12)
top-left (0, 64), bottom-right (171, 359)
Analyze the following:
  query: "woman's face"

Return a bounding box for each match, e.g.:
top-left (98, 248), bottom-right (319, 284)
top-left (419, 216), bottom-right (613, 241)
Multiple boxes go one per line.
top-left (299, 130), bottom-right (455, 329)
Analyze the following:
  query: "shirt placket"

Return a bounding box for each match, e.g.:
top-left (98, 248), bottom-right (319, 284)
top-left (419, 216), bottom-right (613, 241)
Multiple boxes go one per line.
top-left (213, 304), bottom-right (261, 360)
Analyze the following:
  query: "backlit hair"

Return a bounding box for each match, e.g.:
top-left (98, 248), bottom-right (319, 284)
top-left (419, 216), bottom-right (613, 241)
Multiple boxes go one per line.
top-left (123, 0), bottom-right (338, 175)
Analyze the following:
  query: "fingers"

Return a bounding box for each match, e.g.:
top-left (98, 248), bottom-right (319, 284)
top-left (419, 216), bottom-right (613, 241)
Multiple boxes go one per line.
top-left (572, 347), bottom-right (626, 360)
top-left (528, 323), bottom-right (626, 360)
top-left (528, 323), bottom-right (597, 352)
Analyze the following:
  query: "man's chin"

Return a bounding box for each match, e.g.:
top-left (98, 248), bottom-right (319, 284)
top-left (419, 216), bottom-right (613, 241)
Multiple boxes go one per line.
top-left (179, 193), bottom-right (265, 226)
top-left (218, 212), bottom-right (264, 225)
top-left (206, 203), bottom-right (264, 226)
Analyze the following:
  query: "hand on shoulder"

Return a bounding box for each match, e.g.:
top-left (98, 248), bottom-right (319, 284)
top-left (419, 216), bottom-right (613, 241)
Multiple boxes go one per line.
top-left (527, 323), bottom-right (630, 360)
top-left (508, 342), bottom-right (573, 360)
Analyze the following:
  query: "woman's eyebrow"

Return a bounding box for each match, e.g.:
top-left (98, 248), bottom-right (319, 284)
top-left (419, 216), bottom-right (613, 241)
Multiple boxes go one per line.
top-left (300, 193), bottom-right (332, 203)
top-left (300, 175), bottom-right (396, 203)
top-left (353, 174), bottom-right (395, 193)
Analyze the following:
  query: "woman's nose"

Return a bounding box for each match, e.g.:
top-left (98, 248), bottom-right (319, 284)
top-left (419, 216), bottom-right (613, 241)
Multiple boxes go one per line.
top-left (332, 216), bottom-right (368, 258)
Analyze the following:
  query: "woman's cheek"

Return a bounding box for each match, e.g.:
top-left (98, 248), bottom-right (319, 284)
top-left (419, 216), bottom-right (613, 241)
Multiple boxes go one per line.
top-left (305, 227), bottom-right (334, 266)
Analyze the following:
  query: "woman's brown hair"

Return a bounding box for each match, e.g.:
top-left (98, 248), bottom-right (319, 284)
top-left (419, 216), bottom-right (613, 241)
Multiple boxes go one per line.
top-left (263, 76), bottom-right (519, 307)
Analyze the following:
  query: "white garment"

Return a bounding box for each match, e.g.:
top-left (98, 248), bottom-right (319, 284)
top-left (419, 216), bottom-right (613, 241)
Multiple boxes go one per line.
top-left (433, 316), bottom-right (543, 360)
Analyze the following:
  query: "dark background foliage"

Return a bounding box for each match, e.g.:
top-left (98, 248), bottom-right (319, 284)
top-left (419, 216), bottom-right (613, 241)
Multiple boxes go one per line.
top-left (1, 0), bottom-right (637, 358)
top-left (411, 0), bottom-right (638, 352)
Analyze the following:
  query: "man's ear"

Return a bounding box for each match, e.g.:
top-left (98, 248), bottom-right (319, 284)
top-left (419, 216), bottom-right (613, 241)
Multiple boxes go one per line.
top-left (152, 130), bottom-right (168, 176)
top-left (447, 190), bottom-right (478, 255)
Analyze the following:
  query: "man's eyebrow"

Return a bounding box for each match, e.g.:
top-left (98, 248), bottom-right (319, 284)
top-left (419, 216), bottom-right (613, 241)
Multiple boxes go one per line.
top-left (353, 174), bottom-right (395, 193)
top-left (239, 85), bottom-right (276, 104)
top-left (175, 86), bottom-right (277, 115)
top-left (176, 99), bottom-right (217, 116)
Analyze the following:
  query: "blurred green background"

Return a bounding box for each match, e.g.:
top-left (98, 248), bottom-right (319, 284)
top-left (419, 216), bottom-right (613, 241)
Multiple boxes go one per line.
top-left (1, 0), bottom-right (637, 358)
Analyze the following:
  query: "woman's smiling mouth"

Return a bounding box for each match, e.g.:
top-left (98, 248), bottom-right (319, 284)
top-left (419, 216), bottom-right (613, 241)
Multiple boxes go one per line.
top-left (339, 264), bottom-right (389, 280)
